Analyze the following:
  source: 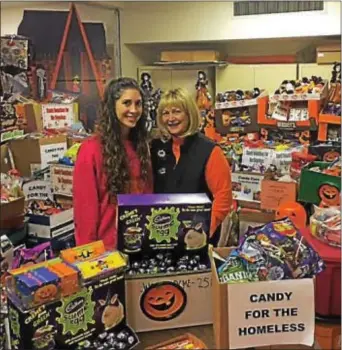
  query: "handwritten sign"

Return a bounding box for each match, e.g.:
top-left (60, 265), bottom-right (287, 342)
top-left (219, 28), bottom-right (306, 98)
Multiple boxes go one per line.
top-left (227, 279), bottom-right (315, 349)
top-left (40, 142), bottom-right (67, 169)
top-left (260, 180), bottom-right (297, 210)
top-left (232, 173), bottom-right (263, 202)
top-left (51, 164), bottom-right (74, 197)
top-left (22, 180), bottom-right (53, 202)
top-left (242, 148), bottom-right (273, 172)
top-left (41, 103), bottom-right (74, 129)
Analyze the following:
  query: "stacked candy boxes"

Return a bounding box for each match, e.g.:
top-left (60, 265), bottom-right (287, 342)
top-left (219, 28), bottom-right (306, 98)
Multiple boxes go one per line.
top-left (7, 241), bottom-right (126, 309)
top-left (6, 241), bottom-right (139, 350)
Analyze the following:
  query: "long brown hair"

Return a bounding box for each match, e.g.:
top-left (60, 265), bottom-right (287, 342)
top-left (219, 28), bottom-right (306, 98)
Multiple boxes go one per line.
top-left (97, 77), bottom-right (150, 195)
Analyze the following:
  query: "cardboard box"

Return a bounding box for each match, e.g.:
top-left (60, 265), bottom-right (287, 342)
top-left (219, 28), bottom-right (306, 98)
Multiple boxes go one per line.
top-left (18, 103), bottom-right (79, 133)
top-left (117, 194), bottom-right (212, 257)
top-left (8, 135), bottom-right (68, 177)
top-left (8, 269), bottom-right (127, 349)
top-left (317, 45), bottom-right (341, 65)
top-left (50, 163), bottom-right (74, 197)
top-left (239, 208), bottom-right (275, 237)
top-left (160, 50), bottom-right (220, 62)
top-left (0, 143), bottom-right (12, 173)
top-left (9, 135), bottom-right (67, 177)
top-left (210, 247), bottom-right (315, 350)
top-left (0, 197), bottom-right (25, 229)
top-left (298, 161), bottom-right (341, 206)
top-left (27, 208), bottom-right (74, 240)
top-left (260, 180), bottom-right (297, 211)
top-left (125, 271), bottom-right (212, 332)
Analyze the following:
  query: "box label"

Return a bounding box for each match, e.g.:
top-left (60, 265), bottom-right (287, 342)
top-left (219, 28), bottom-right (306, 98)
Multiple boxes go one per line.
top-left (227, 279), bottom-right (315, 349)
top-left (42, 104), bottom-right (74, 129)
top-left (261, 180), bottom-right (297, 210)
top-left (51, 165), bottom-right (74, 197)
top-left (232, 173), bottom-right (263, 202)
top-left (22, 180), bottom-right (54, 202)
top-left (40, 142), bottom-right (67, 169)
top-left (118, 201), bottom-right (211, 256)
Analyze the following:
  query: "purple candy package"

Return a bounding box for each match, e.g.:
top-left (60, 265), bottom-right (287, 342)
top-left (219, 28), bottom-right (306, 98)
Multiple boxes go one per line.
top-left (12, 242), bottom-right (54, 269)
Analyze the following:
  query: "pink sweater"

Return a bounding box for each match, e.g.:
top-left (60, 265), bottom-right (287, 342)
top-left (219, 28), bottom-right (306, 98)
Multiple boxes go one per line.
top-left (73, 136), bottom-right (153, 250)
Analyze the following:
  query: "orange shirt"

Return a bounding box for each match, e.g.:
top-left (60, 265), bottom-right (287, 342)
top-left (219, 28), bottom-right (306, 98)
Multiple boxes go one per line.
top-left (172, 137), bottom-right (232, 236)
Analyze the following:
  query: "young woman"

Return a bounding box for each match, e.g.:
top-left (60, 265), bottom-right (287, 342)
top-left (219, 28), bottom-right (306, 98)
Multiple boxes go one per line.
top-left (150, 87), bottom-right (232, 244)
top-left (73, 77), bottom-right (153, 250)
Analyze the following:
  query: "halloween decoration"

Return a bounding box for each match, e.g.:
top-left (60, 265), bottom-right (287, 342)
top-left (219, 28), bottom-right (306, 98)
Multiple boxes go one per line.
top-left (17, 4), bottom-right (111, 131)
top-left (216, 88), bottom-right (261, 103)
top-left (0, 35), bottom-right (29, 70)
top-left (323, 150), bottom-right (340, 162)
top-left (140, 282), bottom-right (187, 321)
top-left (318, 184), bottom-right (341, 208)
top-left (290, 151), bottom-right (317, 180)
top-left (195, 71), bottom-right (212, 110)
top-left (140, 72), bottom-right (162, 130)
top-left (274, 77), bottom-right (325, 95)
top-left (275, 201), bottom-right (307, 229)
top-left (98, 293), bottom-right (124, 330)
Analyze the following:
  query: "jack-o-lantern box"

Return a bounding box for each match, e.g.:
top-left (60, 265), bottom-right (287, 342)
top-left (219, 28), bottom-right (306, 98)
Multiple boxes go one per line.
top-left (308, 142), bottom-right (341, 162)
top-left (298, 161), bottom-right (341, 207)
top-left (125, 271), bottom-right (213, 332)
top-left (117, 194), bottom-right (212, 260)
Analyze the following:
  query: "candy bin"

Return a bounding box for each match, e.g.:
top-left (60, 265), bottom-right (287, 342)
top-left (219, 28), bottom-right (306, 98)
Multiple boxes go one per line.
top-left (310, 206), bottom-right (340, 248)
top-left (301, 229), bottom-right (341, 318)
top-left (298, 160), bottom-right (341, 207)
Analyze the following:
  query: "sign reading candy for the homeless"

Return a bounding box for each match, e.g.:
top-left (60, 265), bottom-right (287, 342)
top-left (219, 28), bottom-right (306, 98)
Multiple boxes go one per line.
top-left (227, 279), bottom-right (315, 349)
top-left (22, 180), bottom-right (54, 202)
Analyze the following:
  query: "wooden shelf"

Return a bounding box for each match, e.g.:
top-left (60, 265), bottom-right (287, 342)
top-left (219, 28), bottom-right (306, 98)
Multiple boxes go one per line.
top-left (152, 61), bottom-right (228, 68)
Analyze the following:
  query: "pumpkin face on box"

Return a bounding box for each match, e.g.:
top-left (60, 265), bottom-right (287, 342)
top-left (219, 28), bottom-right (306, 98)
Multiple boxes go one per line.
top-left (319, 184), bottom-right (340, 207)
top-left (323, 150), bottom-right (340, 162)
top-left (34, 284), bottom-right (58, 304)
top-left (140, 282), bottom-right (186, 321)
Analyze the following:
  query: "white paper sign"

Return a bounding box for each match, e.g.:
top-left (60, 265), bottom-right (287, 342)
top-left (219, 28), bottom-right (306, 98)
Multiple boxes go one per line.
top-left (23, 180), bottom-right (54, 202)
top-left (227, 279), bottom-right (315, 349)
top-left (39, 142), bottom-right (67, 169)
top-left (41, 103), bottom-right (74, 129)
top-left (231, 173), bottom-right (263, 202)
top-left (242, 148), bottom-right (273, 172)
top-left (51, 165), bottom-right (74, 197)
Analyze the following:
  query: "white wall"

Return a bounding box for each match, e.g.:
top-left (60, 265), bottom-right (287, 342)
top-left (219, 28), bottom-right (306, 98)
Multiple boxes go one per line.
top-left (0, 1), bottom-right (120, 45)
top-left (121, 2), bottom-right (340, 44)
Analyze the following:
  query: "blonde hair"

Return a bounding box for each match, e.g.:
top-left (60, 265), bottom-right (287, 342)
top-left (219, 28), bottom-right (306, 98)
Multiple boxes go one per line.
top-left (157, 87), bottom-right (201, 138)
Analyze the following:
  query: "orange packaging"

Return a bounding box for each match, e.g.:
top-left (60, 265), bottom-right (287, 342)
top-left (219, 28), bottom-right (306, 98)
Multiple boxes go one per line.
top-left (60, 240), bottom-right (105, 263)
top-left (48, 262), bottom-right (80, 297)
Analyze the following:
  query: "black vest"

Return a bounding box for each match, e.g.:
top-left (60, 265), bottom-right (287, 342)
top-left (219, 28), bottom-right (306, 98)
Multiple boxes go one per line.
top-left (151, 133), bottom-right (216, 199)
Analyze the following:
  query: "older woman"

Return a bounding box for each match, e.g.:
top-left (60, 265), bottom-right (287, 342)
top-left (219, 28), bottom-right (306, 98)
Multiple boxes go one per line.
top-left (150, 87), bottom-right (232, 244)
